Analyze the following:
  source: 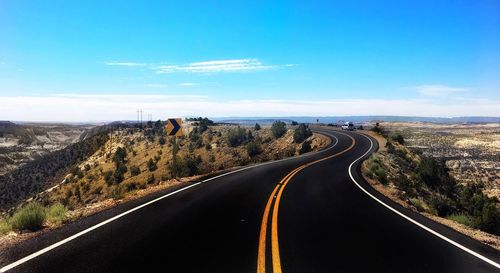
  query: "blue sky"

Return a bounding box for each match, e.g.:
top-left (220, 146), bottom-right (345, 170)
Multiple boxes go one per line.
top-left (0, 0), bottom-right (499, 121)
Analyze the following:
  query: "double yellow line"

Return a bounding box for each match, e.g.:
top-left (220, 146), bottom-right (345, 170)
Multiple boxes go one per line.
top-left (257, 132), bottom-right (356, 273)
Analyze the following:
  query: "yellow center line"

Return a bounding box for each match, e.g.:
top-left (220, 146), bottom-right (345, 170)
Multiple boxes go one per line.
top-left (257, 132), bottom-right (356, 273)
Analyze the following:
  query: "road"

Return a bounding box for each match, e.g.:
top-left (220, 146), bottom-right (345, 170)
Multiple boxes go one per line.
top-left (1, 128), bottom-right (499, 273)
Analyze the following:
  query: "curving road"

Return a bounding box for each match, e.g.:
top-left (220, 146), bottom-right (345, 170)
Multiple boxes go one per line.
top-left (1, 128), bottom-right (499, 273)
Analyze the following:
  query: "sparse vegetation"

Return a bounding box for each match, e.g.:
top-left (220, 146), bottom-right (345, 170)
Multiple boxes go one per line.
top-left (363, 131), bottom-right (500, 236)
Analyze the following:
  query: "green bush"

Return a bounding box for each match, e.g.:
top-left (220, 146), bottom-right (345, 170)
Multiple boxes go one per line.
top-left (429, 195), bottom-right (455, 217)
top-left (254, 123), bottom-right (261, 130)
top-left (109, 185), bottom-right (125, 200)
top-left (226, 127), bottom-right (248, 147)
top-left (0, 218), bottom-right (11, 235)
top-left (130, 165), bottom-right (141, 176)
top-left (147, 174), bottom-right (156, 184)
top-left (103, 170), bottom-right (113, 185)
top-left (169, 155), bottom-right (202, 177)
top-left (246, 141), bottom-right (262, 157)
top-left (271, 121), bottom-right (287, 138)
top-left (299, 140), bottom-right (311, 154)
top-left (447, 213), bottom-right (472, 227)
top-left (293, 124), bottom-right (312, 143)
top-left (367, 156), bottom-right (388, 185)
top-left (147, 158), bottom-right (157, 171)
top-left (10, 202), bottom-right (46, 231)
top-left (409, 198), bottom-right (426, 212)
top-left (46, 203), bottom-right (68, 225)
top-left (391, 133), bottom-right (405, 145)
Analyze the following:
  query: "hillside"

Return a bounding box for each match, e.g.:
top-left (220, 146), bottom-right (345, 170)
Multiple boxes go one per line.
top-left (43, 123), bottom-right (327, 211)
top-left (0, 122), bottom-right (95, 175)
top-left (362, 126), bottom-right (500, 249)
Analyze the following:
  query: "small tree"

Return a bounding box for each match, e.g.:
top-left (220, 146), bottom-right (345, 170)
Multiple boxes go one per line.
top-left (291, 121), bottom-right (298, 126)
top-left (246, 141), bottom-right (262, 157)
top-left (227, 127), bottom-right (248, 147)
top-left (271, 121), bottom-right (287, 138)
top-left (130, 165), bottom-right (141, 176)
top-left (254, 123), bottom-right (261, 130)
top-left (391, 133), bottom-right (405, 145)
top-left (299, 140), bottom-right (311, 154)
top-left (147, 158), bottom-right (157, 171)
top-left (293, 123), bottom-right (312, 143)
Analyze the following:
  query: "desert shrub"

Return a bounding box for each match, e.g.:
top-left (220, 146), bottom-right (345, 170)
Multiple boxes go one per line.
top-left (474, 202), bottom-right (500, 234)
top-left (46, 203), bottom-right (68, 225)
top-left (371, 124), bottom-right (383, 134)
top-left (125, 181), bottom-right (139, 191)
top-left (447, 213), bottom-right (472, 227)
top-left (169, 155), bottom-right (202, 177)
top-left (103, 170), bottom-right (113, 185)
top-left (147, 158), bottom-right (157, 171)
top-left (147, 174), bottom-right (156, 184)
top-left (0, 218), bottom-right (11, 235)
top-left (409, 198), bottom-right (426, 212)
top-left (391, 133), bottom-right (405, 145)
top-left (10, 202), bottom-right (46, 231)
top-left (254, 123), bottom-right (261, 130)
top-left (159, 137), bottom-right (166, 145)
top-left (271, 121), bottom-right (287, 138)
top-left (246, 141), bottom-right (262, 157)
top-left (226, 127), bottom-right (248, 147)
top-left (291, 121), bottom-right (299, 126)
top-left (91, 185), bottom-right (103, 194)
top-left (395, 175), bottom-right (417, 197)
top-left (429, 195), bottom-right (455, 217)
top-left (205, 143), bottom-right (212, 150)
top-left (416, 157), bottom-right (458, 198)
top-left (367, 156), bottom-right (388, 185)
top-left (109, 185), bottom-right (125, 200)
top-left (283, 146), bottom-right (296, 157)
top-left (299, 140), bottom-right (312, 154)
top-left (113, 147), bottom-right (127, 165)
top-left (113, 163), bottom-right (127, 184)
top-left (130, 165), bottom-right (141, 176)
top-left (293, 124), bottom-right (312, 143)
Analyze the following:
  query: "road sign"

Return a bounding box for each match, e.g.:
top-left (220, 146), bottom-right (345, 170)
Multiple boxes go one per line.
top-left (166, 118), bottom-right (184, 136)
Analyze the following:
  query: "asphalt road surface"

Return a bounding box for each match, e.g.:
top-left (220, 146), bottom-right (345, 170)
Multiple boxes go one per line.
top-left (1, 128), bottom-right (499, 273)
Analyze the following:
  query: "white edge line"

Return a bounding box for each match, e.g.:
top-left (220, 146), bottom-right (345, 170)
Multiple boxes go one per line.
top-left (348, 132), bottom-right (500, 270)
top-left (0, 132), bottom-right (339, 272)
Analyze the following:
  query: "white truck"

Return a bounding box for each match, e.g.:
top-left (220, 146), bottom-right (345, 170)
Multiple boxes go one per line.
top-left (341, 121), bottom-right (354, 131)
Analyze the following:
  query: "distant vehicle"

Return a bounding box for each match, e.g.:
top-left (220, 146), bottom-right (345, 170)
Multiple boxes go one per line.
top-left (341, 122), bottom-right (354, 131)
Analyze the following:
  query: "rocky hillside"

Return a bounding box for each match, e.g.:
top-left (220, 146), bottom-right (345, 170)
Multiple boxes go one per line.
top-left (0, 120), bottom-right (328, 214)
top-left (0, 122), bottom-right (95, 175)
top-left (43, 123), bottom-right (327, 211)
top-left (362, 126), bottom-right (500, 247)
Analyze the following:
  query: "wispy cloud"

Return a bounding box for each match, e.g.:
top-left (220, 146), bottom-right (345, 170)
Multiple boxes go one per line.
top-left (103, 58), bottom-right (294, 74)
top-left (408, 85), bottom-right (468, 97)
top-left (178, 82), bottom-right (199, 87)
top-left (105, 62), bottom-right (147, 67)
top-left (1, 94), bottom-right (498, 122)
top-left (155, 59), bottom-right (278, 74)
